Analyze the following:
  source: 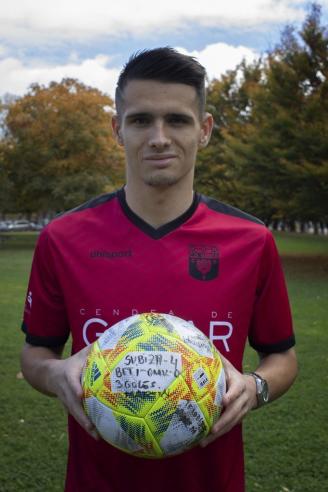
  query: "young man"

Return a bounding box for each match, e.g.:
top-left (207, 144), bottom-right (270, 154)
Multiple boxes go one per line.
top-left (20, 48), bottom-right (297, 491)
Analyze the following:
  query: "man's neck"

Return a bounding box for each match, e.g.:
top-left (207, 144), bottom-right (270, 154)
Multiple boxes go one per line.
top-left (124, 183), bottom-right (195, 229)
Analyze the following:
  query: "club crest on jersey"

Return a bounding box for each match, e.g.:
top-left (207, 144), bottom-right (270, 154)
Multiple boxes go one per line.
top-left (189, 245), bottom-right (219, 281)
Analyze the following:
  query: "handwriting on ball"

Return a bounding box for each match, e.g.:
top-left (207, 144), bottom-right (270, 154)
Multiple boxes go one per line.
top-left (111, 351), bottom-right (182, 393)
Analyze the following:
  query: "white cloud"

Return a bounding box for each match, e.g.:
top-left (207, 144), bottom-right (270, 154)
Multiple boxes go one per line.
top-left (0, 0), bottom-right (308, 44)
top-left (0, 55), bottom-right (120, 98)
top-left (178, 43), bottom-right (259, 81)
top-left (0, 45), bottom-right (7, 56)
top-left (0, 42), bottom-right (259, 98)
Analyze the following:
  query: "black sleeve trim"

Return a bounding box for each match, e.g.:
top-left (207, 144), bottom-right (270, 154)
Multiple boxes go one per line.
top-left (58, 190), bottom-right (118, 218)
top-left (200, 194), bottom-right (264, 225)
top-left (21, 321), bottom-right (69, 347)
top-left (249, 335), bottom-right (296, 354)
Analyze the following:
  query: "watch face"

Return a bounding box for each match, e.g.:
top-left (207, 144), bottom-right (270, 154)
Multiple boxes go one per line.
top-left (262, 380), bottom-right (269, 403)
top-left (247, 372), bottom-right (269, 407)
top-left (253, 373), bottom-right (269, 405)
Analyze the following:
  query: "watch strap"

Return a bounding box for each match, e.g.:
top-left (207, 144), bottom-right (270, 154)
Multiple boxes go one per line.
top-left (245, 372), bottom-right (269, 408)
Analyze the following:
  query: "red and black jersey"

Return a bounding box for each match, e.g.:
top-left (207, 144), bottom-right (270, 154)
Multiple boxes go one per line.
top-left (22, 188), bottom-right (295, 492)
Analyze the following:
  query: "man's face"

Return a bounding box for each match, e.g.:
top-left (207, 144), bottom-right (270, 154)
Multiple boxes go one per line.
top-left (112, 80), bottom-right (213, 189)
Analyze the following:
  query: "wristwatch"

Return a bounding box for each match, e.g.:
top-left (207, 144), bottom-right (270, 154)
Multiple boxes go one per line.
top-left (246, 372), bottom-right (269, 408)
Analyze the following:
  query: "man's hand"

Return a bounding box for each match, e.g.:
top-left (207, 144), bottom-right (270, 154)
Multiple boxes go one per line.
top-left (48, 346), bottom-right (99, 440)
top-left (200, 356), bottom-right (257, 447)
top-left (21, 343), bottom-right (99, 440)
top-left (200, 347), bottom-right (298, 447)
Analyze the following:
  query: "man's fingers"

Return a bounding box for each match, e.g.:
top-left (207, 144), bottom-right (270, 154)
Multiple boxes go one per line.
top-left (200, 413), bottom-right (238, 447)
top-left (66, 369), bottom-right (83, 399)
top-left (53, 347), bottom-right (99, 440)
top-left (74, 408), bottom-right (99, 439)
top-left (222, 386), bottom-right (239, 408)
top-left (200, 383), bottom-right (251, 447)
top-left (199, 362), bottom-right (258, 447)
top-left (60, 387), bottom-right (99, 440)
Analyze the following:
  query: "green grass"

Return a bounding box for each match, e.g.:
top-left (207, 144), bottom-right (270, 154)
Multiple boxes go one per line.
top-left (0, 231), bottom-right (40, 250)
top-left (0, 232), bottom-right (67, 492)
top-left (244, 253), bottom-right (328, 492)
top-left (0, 232), bottom-right (327, 491)
top-left (273, 231), bottom-right (328, 256)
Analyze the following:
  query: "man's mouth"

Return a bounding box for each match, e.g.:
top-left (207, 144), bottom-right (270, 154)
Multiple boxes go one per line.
top-left (144, 154), bottom-right (177, 166)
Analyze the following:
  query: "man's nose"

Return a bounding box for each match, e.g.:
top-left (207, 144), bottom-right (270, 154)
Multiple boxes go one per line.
top-left (148, 121), bottom-right (171, 148)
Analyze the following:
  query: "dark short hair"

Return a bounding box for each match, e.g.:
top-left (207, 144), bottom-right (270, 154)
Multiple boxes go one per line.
top-left (115, 47), bottom-right (206, 117)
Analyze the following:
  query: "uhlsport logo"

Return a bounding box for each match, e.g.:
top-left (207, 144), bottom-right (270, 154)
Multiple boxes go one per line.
top-left (189, 245), bottom-right (219, 281)
top-left (90, 249), bottom-right (132, 259)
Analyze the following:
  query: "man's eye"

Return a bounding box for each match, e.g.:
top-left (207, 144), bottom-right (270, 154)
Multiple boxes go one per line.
top-left (168, 116), bottom-right (189, 125)
top-left (132, 117), bottom-right (150, 125)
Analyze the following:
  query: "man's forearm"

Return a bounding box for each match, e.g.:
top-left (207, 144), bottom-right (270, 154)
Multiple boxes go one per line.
top-left (200, 347), bottom-right (298, 446)
top-left (20, 343), bottom-right (64, 397)
top-left (252, 347), bottom-right (298, 403)
top-left (20, 342), bottom-right (97, 438)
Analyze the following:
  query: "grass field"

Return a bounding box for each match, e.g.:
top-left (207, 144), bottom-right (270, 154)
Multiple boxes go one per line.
top-left (0, 231), bottom-right (327, 491)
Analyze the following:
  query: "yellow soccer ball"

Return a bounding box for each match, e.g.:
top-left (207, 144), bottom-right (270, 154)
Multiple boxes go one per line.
top-left (81, 313), bottom-right (225, 458)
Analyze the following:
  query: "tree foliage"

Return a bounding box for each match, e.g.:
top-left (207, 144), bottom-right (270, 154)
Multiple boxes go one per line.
top-left (0, 4), bottom-right (327, 225)
top-left (0, 79), bottom-right (124, 214)
top-left (196, 3), bottom-right (328, 225)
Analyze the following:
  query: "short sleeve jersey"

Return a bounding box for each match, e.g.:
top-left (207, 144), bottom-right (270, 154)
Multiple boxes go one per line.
top-left (22, 189), bottom-right (295, 492)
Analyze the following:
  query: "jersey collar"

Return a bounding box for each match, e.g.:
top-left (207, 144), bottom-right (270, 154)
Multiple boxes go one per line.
top-left (117, 187), bottom-right (200, 239)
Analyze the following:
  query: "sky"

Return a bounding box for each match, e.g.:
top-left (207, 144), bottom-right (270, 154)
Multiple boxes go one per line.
top-left (0, 1), bottom-right (327, 100)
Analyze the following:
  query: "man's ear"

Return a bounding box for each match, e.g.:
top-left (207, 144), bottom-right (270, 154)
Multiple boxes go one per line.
top-left (112, 114), bottom-right (123, 145)
top-left (199, 112), bottom-right (214, 148)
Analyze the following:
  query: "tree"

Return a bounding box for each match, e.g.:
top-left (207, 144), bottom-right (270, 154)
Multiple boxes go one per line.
top-left (0, 79), bottom-right (124, 214)
top-left (197, 3), bottom-right (328, 226)
top-left (196, 69), bottom-right (240, 201)
top-left (196, 60), bottom-right (268, 214)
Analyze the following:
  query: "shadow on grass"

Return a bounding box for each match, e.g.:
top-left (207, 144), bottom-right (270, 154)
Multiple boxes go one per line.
top-left (282, 256), bottom-right (328, 279)
top-left (0, 232), bottom-right (40, 250)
